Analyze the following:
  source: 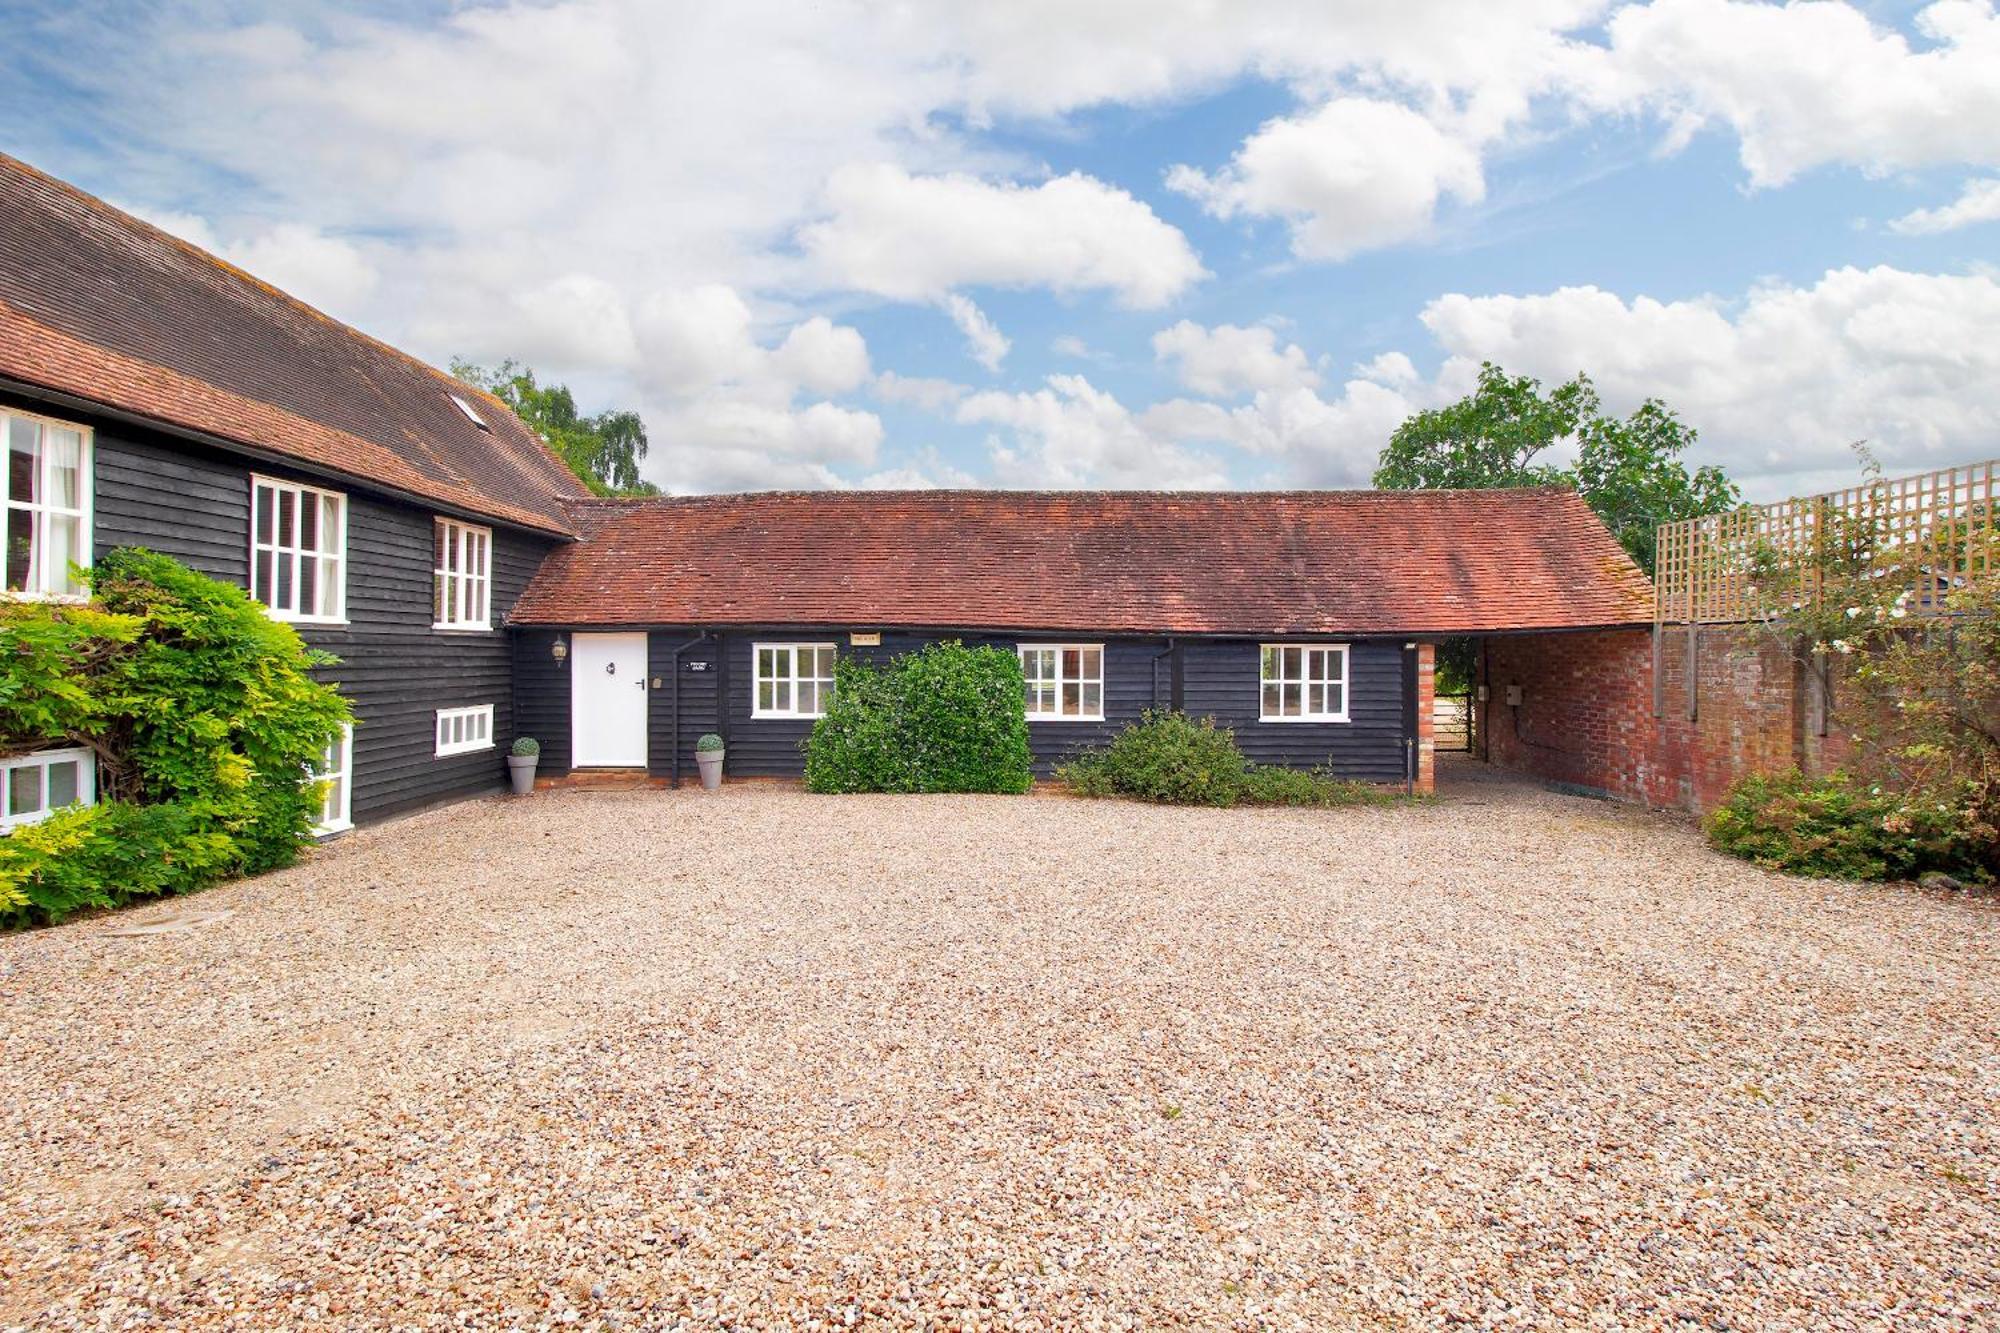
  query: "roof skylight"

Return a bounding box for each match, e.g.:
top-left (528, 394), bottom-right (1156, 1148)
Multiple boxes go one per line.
top-left (447, 392), bottom-right (491, 431)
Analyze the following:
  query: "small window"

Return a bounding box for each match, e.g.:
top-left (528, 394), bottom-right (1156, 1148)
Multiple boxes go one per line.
top-left (435, 704), bottom-right (495, 757)
top-left (447, 393), bottom-right (491, 431)
top-left (1019, 644), bottom-right (1104, 721)
top-left (1260, 644), bottom-right (1349, 722)
top-left (3, 408), bottom-right (92, 600)
top-left (1, 747), bottom-right (96, 834)
top-left (312, 724), bottom-right (354, 834)
top-left (433, 518), bottom-right (492, 629)
top-left (251, 476), bottom-right (346, 622)
top-left (753, 643), bottom-right (837, 718)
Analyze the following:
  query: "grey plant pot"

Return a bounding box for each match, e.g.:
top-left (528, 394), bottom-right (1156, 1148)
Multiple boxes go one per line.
top-left (506, 753), bottom-right (538, 796)
top-left (695, 750), bottom-right (724, 790)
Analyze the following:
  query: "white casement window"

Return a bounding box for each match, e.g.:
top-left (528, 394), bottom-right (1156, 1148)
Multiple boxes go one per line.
top-left (251, 476), bottom-right (346, 623)
top-left (753, 643), bottom-right (837, 718)
top-left (1019, 644), bottom-right (1104, 721)
top-left (435, 705), bottom-right (494, 757)
top-left (1260, 644), bottom-right (1350, 722)
top-left (312, 724), bottom-right (354, 835)
top-left (433, 518), bottom-right (492, 630)
top-left (1, 747), bottom-right (96, 834)
top-left (3, 408), bottom-right (91, 600)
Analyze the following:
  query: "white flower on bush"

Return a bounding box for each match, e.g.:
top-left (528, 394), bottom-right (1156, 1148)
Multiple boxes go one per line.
top-left (1831, 639), bottom-right (1853, 654)
top-left (1846, 607), bottom-right (1861, 618)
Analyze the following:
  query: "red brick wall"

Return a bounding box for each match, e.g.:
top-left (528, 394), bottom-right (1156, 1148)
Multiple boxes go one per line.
top-left (1478, 626), bottom-right (1849, 812)
top-left (1415, 642), bottom-right (1435, 795)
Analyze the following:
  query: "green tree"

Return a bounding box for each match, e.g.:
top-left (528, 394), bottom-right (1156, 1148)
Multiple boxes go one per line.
top-left (451, 359), bottom-right (659, 496)
top-left (1373, 362), bottom-right (1740, 575)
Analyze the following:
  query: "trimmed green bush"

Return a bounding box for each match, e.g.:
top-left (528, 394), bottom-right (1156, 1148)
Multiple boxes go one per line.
top-left (695, 732), bottom-right (725, 753)
top-left (511, 736), bottom-right (540, 757)
top-left (803, 642), bottom-right (1031, 794)
top-left (1057, 711), bottom-right (1247, 806)
top-left (1059, 711), bottom-right (1391, 809)
top-left (1, 549), bottom-right (350, 926)
top-left (1706, 769), bottom-right (1988, 882)
top-left (1236, 764), bottom-right (1385, 808)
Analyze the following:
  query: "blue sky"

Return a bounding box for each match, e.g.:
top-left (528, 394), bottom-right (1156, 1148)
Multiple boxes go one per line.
top-left (2, 1), bottom-right (1997, 500)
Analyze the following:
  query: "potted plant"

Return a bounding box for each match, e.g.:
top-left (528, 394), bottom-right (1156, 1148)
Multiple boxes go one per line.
top-left (508, 737), bottom-right (540, 795)
top-left (695, 732), bottom-right (725, 790)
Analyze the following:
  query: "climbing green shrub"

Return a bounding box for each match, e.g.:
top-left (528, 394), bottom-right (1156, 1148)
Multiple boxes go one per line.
top-left (0, 549), bottom-right (350, 926)
top-left (803, 642), bottom-right (1031, 794)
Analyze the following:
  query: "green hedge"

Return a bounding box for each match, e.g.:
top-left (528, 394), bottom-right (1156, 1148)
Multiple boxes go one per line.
top-left (1706, 769), bottom-right (1989, 882)
top-left (1057, 710), bottom-right (1388, 808)
top-left (1, 549), bottom-right (350, 926)
top-left (803, 642), bottom-right (1031, 793)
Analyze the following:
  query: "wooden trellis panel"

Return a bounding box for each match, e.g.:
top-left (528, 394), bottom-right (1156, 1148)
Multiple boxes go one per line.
top-left (1655, 458), bottom-right (1999, 626)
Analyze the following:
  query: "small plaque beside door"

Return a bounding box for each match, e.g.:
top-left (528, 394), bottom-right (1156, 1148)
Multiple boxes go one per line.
top-left (850, 631), bottom-right (881, 647)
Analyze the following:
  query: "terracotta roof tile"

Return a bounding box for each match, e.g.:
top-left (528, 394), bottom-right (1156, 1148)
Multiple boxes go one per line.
top-left (0, 154), bottom-right (579, 536)
top-left (511, 489), bottom-right (1656, 635)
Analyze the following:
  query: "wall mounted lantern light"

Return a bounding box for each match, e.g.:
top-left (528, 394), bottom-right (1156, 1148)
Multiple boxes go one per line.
top-left (551, 634), bottom-right (569, 665)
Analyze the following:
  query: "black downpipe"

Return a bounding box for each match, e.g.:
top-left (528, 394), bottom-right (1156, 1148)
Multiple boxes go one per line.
top-left (1150, 637), bottom-right (1176, 710)
top-left (667, 631), bottom-right (710, 788)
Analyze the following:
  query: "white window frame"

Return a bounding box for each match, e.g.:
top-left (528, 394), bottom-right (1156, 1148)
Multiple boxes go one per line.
top-left (2, 407), bottom-right (93, 602)
top-left (250, 475), bottom-right (347, 624)
top-left (434, 705), bottom-right (495, 758)
top-left (752, 643), bottom-right (837, 719)
top-left (1259, 643), bottom-right (1351, 723)
top-left (1, 746), bottom-right (96, 834)
top-left (433, 517), bottom-right (492, 631)
top-left (312, 724), bottom-right (354, 835)
top-left (1018, 643), bottom-right (1105, 722)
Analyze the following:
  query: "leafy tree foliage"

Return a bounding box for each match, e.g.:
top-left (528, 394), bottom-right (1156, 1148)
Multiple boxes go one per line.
top-left (451, 358), bottom-right (659, 496)
top-left (1374, 362), bottom-right (1741, 574)
top-left (1, 550), bottom-right (350, 924)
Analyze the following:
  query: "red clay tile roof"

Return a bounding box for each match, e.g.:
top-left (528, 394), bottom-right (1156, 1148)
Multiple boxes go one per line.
top-left (511, 489), bottom-right (1655, 634)
top-left (0, 154), bottom-right (580, 537)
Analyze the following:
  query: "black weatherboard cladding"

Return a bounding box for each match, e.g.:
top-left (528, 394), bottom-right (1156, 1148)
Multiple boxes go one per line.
top-left (525, 627), bottom-right (1412, 782)
top-left (53, 390), bottom-right (558, 823)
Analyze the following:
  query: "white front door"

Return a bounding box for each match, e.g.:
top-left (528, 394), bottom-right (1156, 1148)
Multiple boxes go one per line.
top-left (571, 632), bottom-right (648, 767)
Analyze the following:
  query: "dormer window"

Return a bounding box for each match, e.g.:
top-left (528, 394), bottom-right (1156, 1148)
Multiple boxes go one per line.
top-left (447, 393), bottom-right (491, 432)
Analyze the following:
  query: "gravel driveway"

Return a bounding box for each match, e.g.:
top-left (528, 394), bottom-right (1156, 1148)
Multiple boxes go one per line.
top-left (2, 765), bottom-right (1995, 1329)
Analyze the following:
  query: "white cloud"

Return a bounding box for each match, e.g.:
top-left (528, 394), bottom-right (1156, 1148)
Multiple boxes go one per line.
top-left (1141, 381), bottom-right (1416, 487)
top-left (940, 293), bottom-right (1012, 371)
top-left (1417, 265), bottom-right (2000, 495)
top-left (799, 164), bottom-right (1206, 307)
top-left (957, 374), bottom-right (1229, 488)
top-left (1169, 98), bottom-right (1486, 259)
top-left (47, 1), bottom-right (2000, 499)
top-left (871, 371), bottom-right (970, 412)
top-left (1152, 320), bottom-right (1320, 396)
top-left (1591, 0), bottom-right (2000, 187)
top-left (771, 316), bottom-right (872, 395)
top-left (859, 449), bottom-right (981, 490)
top-left (1051, 335), bottom-right (1093, 359)
top-left (1888, 177), bottom-right (2000, 235)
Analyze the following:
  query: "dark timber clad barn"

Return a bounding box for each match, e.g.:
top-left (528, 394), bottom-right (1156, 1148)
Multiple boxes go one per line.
top-left (0, 152), bottom-right (1654, 832)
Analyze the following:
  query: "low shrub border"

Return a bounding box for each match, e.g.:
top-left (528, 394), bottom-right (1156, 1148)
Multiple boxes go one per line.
top-left (1057, 710), bottom-right (1392, 809)
top-left (1706, 769), bottom-right (1990, 883)
top-left (0, 549), bottom-right (350, 926)
top-left (803, 642), bottom-right (1031, 794)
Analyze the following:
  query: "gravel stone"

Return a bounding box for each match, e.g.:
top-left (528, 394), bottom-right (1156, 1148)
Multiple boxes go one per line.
top-left (1, 760), bottom-right (1994, 1328)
